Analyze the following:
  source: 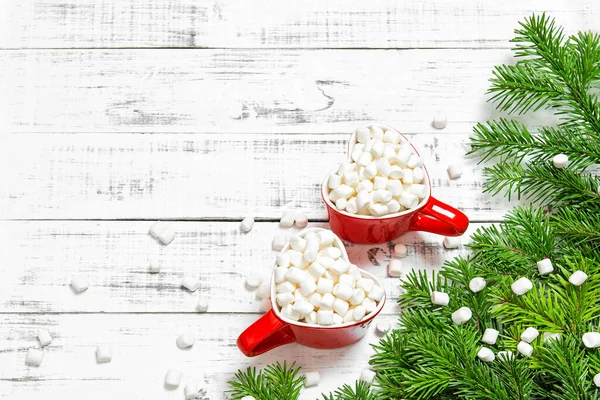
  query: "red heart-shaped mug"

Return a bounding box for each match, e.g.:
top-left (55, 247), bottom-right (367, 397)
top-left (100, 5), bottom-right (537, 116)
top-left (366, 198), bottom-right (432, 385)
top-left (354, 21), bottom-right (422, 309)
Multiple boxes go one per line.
top-left (322, 124), bottom-right (469, 244)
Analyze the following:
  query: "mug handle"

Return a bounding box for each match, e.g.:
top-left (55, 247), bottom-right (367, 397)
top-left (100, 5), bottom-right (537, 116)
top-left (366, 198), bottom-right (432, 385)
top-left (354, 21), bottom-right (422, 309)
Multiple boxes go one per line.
top-left (408, 196), bottom-right (469, 236)
top-left (237, 310), bottom-right (296, 357)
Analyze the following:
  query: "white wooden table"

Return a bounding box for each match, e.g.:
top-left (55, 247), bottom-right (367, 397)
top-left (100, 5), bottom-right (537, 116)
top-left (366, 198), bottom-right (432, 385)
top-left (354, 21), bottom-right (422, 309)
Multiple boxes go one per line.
top-left (0, 1), bottom-right (596, 398)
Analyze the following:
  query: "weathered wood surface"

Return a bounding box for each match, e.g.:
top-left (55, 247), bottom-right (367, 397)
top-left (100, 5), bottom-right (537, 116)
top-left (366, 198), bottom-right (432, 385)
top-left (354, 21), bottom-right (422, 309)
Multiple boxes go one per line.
top-left (0, 49), bottom-right (560, 134)
top-left (0, 132), bottom-right (515, 221)
top-left (1, 0), bottom-right (597, 49)
top-left (0, 220), bottom-right (481, 314)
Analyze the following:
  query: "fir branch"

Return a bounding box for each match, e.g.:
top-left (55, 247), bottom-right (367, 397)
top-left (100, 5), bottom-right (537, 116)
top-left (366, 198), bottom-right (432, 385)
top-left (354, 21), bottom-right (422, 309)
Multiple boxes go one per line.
top-left (226, 361), bottom-right (303, 400)
top-left (321, 381), bottom-right (382, 400)
top-left (553, 208), bottom-right (600, 252)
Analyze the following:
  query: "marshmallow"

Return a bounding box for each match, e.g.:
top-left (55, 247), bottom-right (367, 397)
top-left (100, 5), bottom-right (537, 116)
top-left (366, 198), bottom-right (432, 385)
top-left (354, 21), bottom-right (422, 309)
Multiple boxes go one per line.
top-left (255, 284), bottom-right (271, 300)
top-left (149, 258), bottom-right (161, 274)
top-left (280, 211), bottom-right (296, 228)
top-left (185, 382), bottom-right (201, 399)
top-left (511, 277), bottom-right (533, 295)
top-left (386, 199), bottom-right (401, 214)
top-left (521, 327), bottom-right (539, 343)
top-left (299, 279), bottom-right (317, 296)
top-left (359, 368), bottom-right (376, 384)
top-left (352, 145), bottom-right (364, 162)
top-left (343, 310), bottom-right (355, 323)
top-left (165, 370), bottom-right (183, 388)
top-left (338, 274), bottom-right (355, 287)
top-left (376, 158), bottom-right (392, 177)
top-left (376, 321), bottom-right (391, 334)
top-left (394, 244), bottom-right (408, 258)
top-left (277, 253), bottom-right (291, 268)
top-left (241, 396), bottom-right (256, 400)
top-left (318, 310), bottom-right (334, 326)
top-left (290, 236), bottom-right (307, 252)
top-left (482, 328), bottom-right (499, 345)
top-left (70, 276), bottom-right (90, 293)
top-left (316, 278), bottom-right (334, 294)
top-left (517, 341), bottom-right (533, 357)
top-left (324, 270), bottom-right (339, 284)
top-left (308, 262), bottom-right (326, 278)
top-left (447, 164), bottom-right (463, 179)
top-left (469, 277), bottom-right (486, 293)
top-left (383, 129), bottom-right (401, 144)
top-left (477, 347), bottom-right (495, 362)
top-left (333, 298), bottom-right (350, 316)
top-left (293, 300), bottom-right (315, 316)
top-left (582, 332), bottom-right (600, 348)
top-left (388, 259), bottom-right (402, 277)
top-left (328, 174), bottom-right (342, 189)
top-left (398, 192), bottom-right (419, 209)
top-left (410, 184), bottom-right (428, 199)
top-left (331, 184), bottom-right (354, 200)
top-left (372, 189), bottom-right (392, 203)
top-left (368, 203), bottom-right (388, 217)
top-left (274, 267), bottom-right (287, 283)
top-left (569, 270), bottom-right (588, 286)
top-left (96, 345), bottom-right (112, 363)
top-left (364, 162), bottom-right (378, 179)
top-left (349, 289), bottom-right (366, 306)
top-left (305, 311), bottom-right (318, 324)
top-left (373, 176), bottom-right (388, 190)
top-left (276, 292), bottom-right (295, 306)
top-left (344, 171), bottom-right (360, 187)
top-left (389, 166), bottom-right (404, 180)
top-left (25, 349), bottom-right (44, 367)
top-left (370, 125), bottom-right (384, 140)
top-left (245, 273), bottom-right (262, 288)
top-left (149, 221), bottom-right (176, 245)
top-left (320, 293), bottom-right (335, 309)
top-left (443, 236), bottom-right (461, 249)
top-left (308, 293), bottom-right (322, 308)
top-left (176, 332), bottom-right (196, 349)
top-left (285, 267), bottom-right (308, 284)
top-left (407, 155), bottom-right (423, 169)
top-left (322, 246), bottom-right (342, 259)
top-left (197, 298), bottom-right (209, 312)
top-left (431, 291), bottom-right (449, 306)
top-left (370, 140), bottom-right (385, 158)
top-left (294, 289), bottom-right (307, 303)
top-left (413, 167), bottom-right (425, 183)
top-left (451, 307), bottom-right (472, 324)
top-left (497, 351), bottom-right (514, 361)
top-left (357, 278), bottom-right (375, 292)
top-left (356, 127), bottom-right (371, 143)
top-left (357, 180), bottom-right (374, 193)
top-left (330, 259), bottom-right (350, 274)
top-left (333, 313), bottom-right (344, 325)
top-left (594, 373), bottom-right (600, 388)
top-left (363, 298), bottom-right (377, 313)
top-left (335, 198), bottom-right (347, 210)
top-left (367, 285), bottom-right (385, 302)
top-left (272, 234), bottom-right (287, 251)
top-left (182, 276), bottom-right (201, 292)
top-left (357, 151), bottom-right (374, 167)
top-left (37, 329), bottom-right (52, 347)
top-left (402, 168), bottom-right (414, 184)
top-left (387, 179), bottom-right (403, 196)
top-left (259, 298), bottom-right (272, 313)
top-left (537, 258), bottom-right (554, 275)
top-left (240, 216), bottom-right (255, 232)
top-left (304, 371), bottom-right (320, 388)
top-left (432, 113), bottom-right (447, 129)
top-left (281, 304), bottom-right (301, 320)
top-left (338, 161), bottom-right (355, 176)
top-left (356, 190), bottom-right (371, 210)
top-left (552, 154), bottom-right (569, 169)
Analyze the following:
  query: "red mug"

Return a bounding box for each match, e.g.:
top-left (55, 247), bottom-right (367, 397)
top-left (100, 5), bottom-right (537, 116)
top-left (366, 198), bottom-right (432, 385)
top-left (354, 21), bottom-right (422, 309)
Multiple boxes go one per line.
top-left (237, 228), bottom-right (386, 357)
top-left (322, 125), bottom-right (469, 244)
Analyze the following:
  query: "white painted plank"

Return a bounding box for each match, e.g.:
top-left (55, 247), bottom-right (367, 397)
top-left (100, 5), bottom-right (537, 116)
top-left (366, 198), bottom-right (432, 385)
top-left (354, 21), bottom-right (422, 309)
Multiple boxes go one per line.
top-left (0, 132), bottom-right (515, 221)
top-left (0, 220), bottom-right (481, 313)
top-left (0, 49), bottom-right (560, 134)
top-left (0, 312), bottom-right (393, 399)
top-left (1, 0), bottom-right (598, 49)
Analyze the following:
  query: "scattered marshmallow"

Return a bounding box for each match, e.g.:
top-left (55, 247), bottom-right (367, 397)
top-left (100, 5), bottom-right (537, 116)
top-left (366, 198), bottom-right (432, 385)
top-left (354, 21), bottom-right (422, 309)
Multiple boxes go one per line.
top-left (240, 217), bottom-right (255, 232)
top-left (431, 291), bottom-right (449, 306)
top-left (182, 276), bottom-right (200, 292)
top-left (432, 113), bottom-right (448, 129)
top-left (70, 276), bottom-right (89, 293)
top-left (295, 213), bottom-right (308, 228)
top-left (447, 164), bottom-right (463, 180)
top-left (197, 298), bottom-right (209, 312)
top-left (359, 368), bottom-right (376, 384)
top-left (511, 277), bottom-right (533, 296)
top-left (582, 332), bottom-right (600, 348)
top-left (537, 258), bottom-right (554, 275)
top-left (25, 349), bottom-right (44, 367)
top-left (482, 328), bottom-right (499, 345)
top-left (165, 370), bottom-right (182, 388)
top-left (149, 258), bottom-right (161, 273)
top-left (259, 298), bottom-right (272, 313)
top-left (477, 347), bottom-right (495, 362)
top-left (256, 284), bottom-right (271, 300)
top-left (552, 154), bottom-right (569, 169)
top-left (245, 274), bottom-right (263, 289)
top-left (517, 341), bottom-right (533, 357)
top-left (96, 345), bottom-right (112, 363)
top-left (594, 373), bottom-right (600, 388)
top-left (521, 327), bottom-right (539, 343)
top-left (376, 321), bottom-right (391, 334)
top-left (37, 329), bottom-right (52, 347)
top-left (388, 259), bottom-right (402, 277)
top-left (176, 332), bottom-right (196, 349)
top-left (185, 382), bottom-right (201, 399)
top-left (393, 244), bottom-right (407, 258)
top-left (304, 371), bottom-right (320, 388)
top-left (272, 235), bottom-right (287, 251)
top-left (148, 221), bottom-right (176, 245)
top-left (241, 396), bottom-right (256, 400)
top-left (469, 277), bottom-right (486, 293)
top-left (569, 270), bottom-right (588, 286)
top-left (280, 211), bottom-right (295, 228)
top-left (443, 236), bottom-right (461, 249)
top-left (451, 307), bottom-right (472, 325)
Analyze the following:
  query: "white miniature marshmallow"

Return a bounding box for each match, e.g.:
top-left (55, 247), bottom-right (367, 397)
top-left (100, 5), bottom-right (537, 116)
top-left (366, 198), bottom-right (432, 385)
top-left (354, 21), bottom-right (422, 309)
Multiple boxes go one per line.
top-left (376, 321), bottom-right (391, 334)
top-left (477, 347), bottom-right (495, 362)
top-left (197, 298), bottom-right (209, 312)
top-left (373, 176), bottom-right (388, 190)
top-left (328, 174), bottom-right (342, 189)
top-left (569, 270), bottom-right (588, 286)
top-left (165, 369), bottom-right (183, 388)
top-left (149, 221), bottom-right (176, 245)
top-left (394, 244), bottom-right (407, 258)
top-left (176, 332), bottom-right (196, 349)
top-left (521, 327), bottom-right (539, 343)
top-left (482, 328), bottom-right (499, 345)
top-left (469, 277), bottom-right (486, 293)
top-left (357, 278), bottom-right (375, 292)
top-left (335, 198), bottom-right (347, 210)
top-left (431, 291), bottom-right (449, 306)
top-left (338, 274), bottom-right (355, 287)
top-left (386, 199), bottom-right (401, 214)
top-left (70, 276), bottom-right (90, 293)
top-left (368, 285), bottom-right (384, 302)
top-left (333, 283), bottom-right (353, 301)
top-left (394, 145), bottom-right (412, 167)
top-left (402, 168), bottom-right (414, 184)
top-left (517, 341), bottom-right (533, 357)
top-left (185, 382), bottom-right (201, 399)
top-left (281, 304), bottom-right (301, 321)
top-left (432, 113), bottom-right (448, 129)
top-left (256, 284), bottom-right (271, 300)
top-left (389, 166), bottom-right (404, 180)
top-left (447, 163), bottom-right (463, 180)
top-left (290, 236), bottom-right (307, 252)
top-left (280, 211), bottom-right (295, 228)
top-left (245, 273), bottom-right (263, 289)
top-left (343, 310), bottom-right (355, 323)
top-left (285, 268), bottom-right (308, 284)
top-left (582, 332), bottom-right (600, 348)
top-left (308, 293), bottom-right (322, 308)
top-left (372, 189), bottom-right (392, 203)
top-left (357, 151), bottom-right (373, 167)
top-left (259, 298), bottom-right (272, 313)
top-left (25, 349), bottom-right (44, 367)
top-left (349, 289), bottom-right (366, 306)
top-left (333, 313), bottom-right (344, 325)
top-left (356, 190), bottom-right (371, 210)
top-left (398, 192), bottom-right (419, 209)
top-left (299, 280), bottom-right (317, 296)
top-left (369, 203), bottom-right (388, 217)
top-left (294, 289), bottom-right (307, 303)
top-left (388, 259), bottom-right (402, 277)
top-left (511, 277), bottom-right (533, 296)
top-left (241, 396), bottom-right (256, 400)
top-left (552, 154), bottom-right (569, 169)
top-left (318, 310), bottom-right (334, 326)
top-left (413, 167), bottom-right (425, 183)
top-left (272, 234), bottom-right (287, 251)
top-left (383, 129), bottom-right (401, 144)
top-left (497, 351), bottom-right (514, 361)
top-left (240, 216), bottom-right (255, 232)
top-left (338, 161), bottom-right (354, 175)
top-left (277, 252), bottom-right (291, 268)
top-left (542, 332), bottom-right (561, 342)
top-left (320, 293), bottom-right (335, 309)
top-left (331, 184), bottom-right (354, 200)
top-left (356, 127), bottom-right (371, 143)
top-left (594, 373), bottom-right (600, 388)
top-left (356, 179), bottom-right (374, 193)
top-left (370, 140), bottom-right (385, 158)
top-left (333, 298), bottom-right (350, 316)
top-left (304, 371), bottom-right (321, 388)
top-left (293, 300), bottom-right (315, 317)
top-left (274, 267), bottom-right (287, 283)
top-left (363, 298), bottom-right (377, 313)
top-left (322, 246), bottom-right (342, 259)
top-left (387, 179), bottom-right (403, 196)
top-left (407, 155), bottom-right (423, 169)
top-left (308, 262), bottom-right (326, 278)
top-left (96, 345), bottom-right (112, 363)
top-left (443, 236), bottom-right (461, 249)
top-left (376, 158), bottom-right (392, 177)
top-left (37, 329), bottom-right (52, 347)
top-left (537, 258), bottom-right (554, 275)
top-left (352, 305), bottom-right (366, 321)
top-left (276, 292), bottom-right (295, 307)
top-left (370, 125), bottom-right (384, 139)
top-left (364, 162), bottom-right (378, 179)
top-left (316, 277), bottom-right (334, 294)
top-left (451, 307), bottom-right (472, 325)
top-left (359, 368), bottom-right (376, 384)
top-left (305, 311), bottom-right (318, 324)
top-left (277, 281), bottom-right (295, 293)
top-left (344, 171), bottom-right (360, 187)
top-left (410, 184), bottom-right (428, 199)
top-left (182, 276), bottom-right (201, 292)
top-left (330, 259), bottom-right (350, 274)
top-left (352, 146), bottom-right (363, 162)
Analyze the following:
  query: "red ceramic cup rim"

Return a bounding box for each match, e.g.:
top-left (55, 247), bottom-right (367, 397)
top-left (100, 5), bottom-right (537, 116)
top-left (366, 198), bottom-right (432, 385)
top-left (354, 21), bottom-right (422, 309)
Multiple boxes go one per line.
top-left (321, 123), bottom-right (432, 220)
top-left (270, 227), bottom-right (386, 329)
